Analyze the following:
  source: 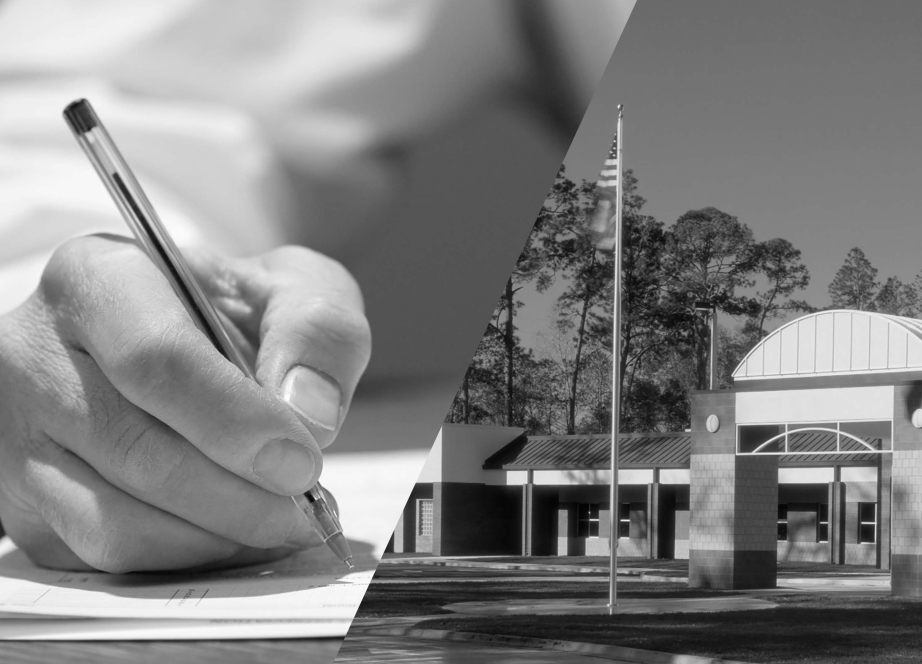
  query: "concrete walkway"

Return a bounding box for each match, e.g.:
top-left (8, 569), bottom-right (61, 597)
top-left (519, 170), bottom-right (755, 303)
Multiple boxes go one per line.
top-left (379, 555), bottom-right (891, 585)
top-left (381, 556), bottom-right (686, 574)
top-left (442, 595), bottom-right (777, 616)
top-left (378, 556), bottom-right (613, 574)
top-left (378, 556), bottom-right (688, 580)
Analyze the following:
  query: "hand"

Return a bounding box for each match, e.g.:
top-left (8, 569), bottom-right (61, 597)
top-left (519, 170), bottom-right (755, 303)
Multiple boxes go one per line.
top-left (0, 236), bottom-right (371, 573)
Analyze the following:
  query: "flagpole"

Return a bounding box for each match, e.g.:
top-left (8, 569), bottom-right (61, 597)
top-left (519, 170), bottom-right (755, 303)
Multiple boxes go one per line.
top-left (608, 105), bottom-right (624, 609)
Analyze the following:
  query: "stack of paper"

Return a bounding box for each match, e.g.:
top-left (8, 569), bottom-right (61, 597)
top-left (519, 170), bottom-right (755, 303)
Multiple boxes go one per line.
top-left (0, 449), bottom-right (428, 640)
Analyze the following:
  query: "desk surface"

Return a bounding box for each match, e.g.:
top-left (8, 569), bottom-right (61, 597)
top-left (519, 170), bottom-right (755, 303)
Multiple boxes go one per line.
top-left (0, 378), bottom-right (440, 662)
top-left (0, 639), bottom-right (343, 664)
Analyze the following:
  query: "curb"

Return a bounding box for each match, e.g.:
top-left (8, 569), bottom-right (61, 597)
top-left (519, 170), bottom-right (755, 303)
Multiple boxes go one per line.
top-left (640, 573), bottom-right (689, 583)
top-left (378, 558), bottom-right (690, 577)
top-left (363, 625), bottom-right (750, 664)
top-left (378, 558), bottom-right (609, 573)
top-left (779, 576), bottom-right (889, 587)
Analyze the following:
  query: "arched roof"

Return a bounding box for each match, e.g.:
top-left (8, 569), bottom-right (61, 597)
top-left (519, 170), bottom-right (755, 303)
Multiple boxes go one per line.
top-left (732, 310), bottom-right (922, 381)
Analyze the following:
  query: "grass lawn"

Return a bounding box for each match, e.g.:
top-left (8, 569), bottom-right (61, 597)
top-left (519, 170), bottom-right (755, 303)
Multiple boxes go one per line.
top-left (356, 580), bottom-right (714, 618)
top-left (413, 593), bottom-right (922, 664)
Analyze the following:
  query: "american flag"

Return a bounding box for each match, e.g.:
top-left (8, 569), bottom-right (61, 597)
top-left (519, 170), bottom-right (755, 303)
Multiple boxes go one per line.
top-left (589, 133), bottom-right (619, 251)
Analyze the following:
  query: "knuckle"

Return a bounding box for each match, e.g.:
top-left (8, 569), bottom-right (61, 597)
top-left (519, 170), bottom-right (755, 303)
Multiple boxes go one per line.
top-left (323, 257), bottom-right (365, 312)
top-left (40, 235), bottom-right (139, 325)
top-left (106, 415), bottom-right (186, 496)
top-left (40, 237), bottom-right (92, 304)
top-left (42, 235), bottom-right (120, 293)
top-left (107, 315), bottom-right (199, 397)
top-left (302, 299), bottom-right (372, 356)
top-left (270, 245), bottom-right (366, 311)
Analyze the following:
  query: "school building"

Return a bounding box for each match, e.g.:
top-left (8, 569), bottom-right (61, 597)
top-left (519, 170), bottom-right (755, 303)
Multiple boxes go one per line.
top-left (388, 310), bottom-right (922, 595)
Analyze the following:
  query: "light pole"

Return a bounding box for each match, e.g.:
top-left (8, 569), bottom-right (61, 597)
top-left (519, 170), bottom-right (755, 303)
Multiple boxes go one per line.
top-left (695, 301), bottom-right (717, 390)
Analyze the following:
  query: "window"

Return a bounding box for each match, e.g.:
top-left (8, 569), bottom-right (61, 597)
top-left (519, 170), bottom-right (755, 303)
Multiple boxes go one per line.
top-left (417, 499), bottom-right (433, 537)
top-left (778, 504), bottom-right (788, 541)
top-left (619, 503), bottom-right (631, 539)
top-left (818, 504), bottom-right (829, 543)
top-left (859, 503), bottom-right (876, 544)
top-left (738, 424), bottom-right (785, 454)
top-left (577, 503), bottom-right (600, 538)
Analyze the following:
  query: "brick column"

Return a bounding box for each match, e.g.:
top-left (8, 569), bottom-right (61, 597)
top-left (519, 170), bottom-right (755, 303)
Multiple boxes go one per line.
top-left (878, 455), bottom-right (892, 571)
top-left (688, 391), bottom-right (778, 589)
top-left (829, 477), bottom-right (846, 565)
top-left (557, 504), bottom-right (575, 555)
top-left (890, 385), bottom-right (922, 595)
top-left (648, 480), bottom-right (661, 559)
top-left (522, 483), bottom-right (533, 556)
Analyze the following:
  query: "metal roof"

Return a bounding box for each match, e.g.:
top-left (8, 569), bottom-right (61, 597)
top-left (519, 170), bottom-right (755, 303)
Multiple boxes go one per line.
top-left (733, 310), bottom-right (922, 381)
top-left (483, 432), bottom-right (692, 470)
top-left (482, 431), bottom-right (881, 470)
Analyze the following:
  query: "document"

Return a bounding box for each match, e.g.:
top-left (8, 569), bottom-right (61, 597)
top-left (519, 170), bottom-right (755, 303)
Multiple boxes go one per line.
top-left (0, 538), bottom-right (371, 638)
top-left (0, 449), bottom-right (429, 640)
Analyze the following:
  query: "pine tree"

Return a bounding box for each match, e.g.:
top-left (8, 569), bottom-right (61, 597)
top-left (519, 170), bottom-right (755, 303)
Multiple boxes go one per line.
top-left (828, 248), bottom-right (878, 311)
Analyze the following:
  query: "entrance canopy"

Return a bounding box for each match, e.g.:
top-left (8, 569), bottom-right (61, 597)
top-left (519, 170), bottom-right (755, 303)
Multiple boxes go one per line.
top-left (733, 310), bottom-right (922, 381)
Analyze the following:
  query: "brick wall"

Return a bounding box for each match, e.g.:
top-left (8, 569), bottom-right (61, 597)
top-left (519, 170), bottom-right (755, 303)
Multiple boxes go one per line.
top-left (891, 384), bottom-right (922, 595)
top-left (689, 391), bottom-right (778, 589)
top-left (777, 542), bottom-right (828, 563)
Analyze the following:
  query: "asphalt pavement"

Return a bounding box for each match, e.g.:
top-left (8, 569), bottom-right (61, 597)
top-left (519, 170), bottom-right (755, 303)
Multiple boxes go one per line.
top-left (338, 633), bottom-right (635, 663)
top-left (335, 558), bottom-right (892, 663)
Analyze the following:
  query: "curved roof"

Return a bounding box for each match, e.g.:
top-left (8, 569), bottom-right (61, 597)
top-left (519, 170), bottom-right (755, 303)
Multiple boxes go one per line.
top-left (733, 310), bottom-right (922, 381)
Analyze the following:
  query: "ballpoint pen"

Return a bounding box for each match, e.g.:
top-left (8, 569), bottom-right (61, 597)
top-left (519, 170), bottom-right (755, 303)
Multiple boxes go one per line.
top-left (63, 98), bottom-right (354, 570)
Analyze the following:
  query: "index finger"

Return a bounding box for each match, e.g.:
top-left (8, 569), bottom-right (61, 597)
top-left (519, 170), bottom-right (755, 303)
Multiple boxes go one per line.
top-left (188, 246), bottom-right (372, 449)
top-left (42, 236), bottom-right (321, 496)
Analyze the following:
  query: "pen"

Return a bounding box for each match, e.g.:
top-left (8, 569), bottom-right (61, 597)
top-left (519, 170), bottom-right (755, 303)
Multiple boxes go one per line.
top-left (63, 98), bottom-right (354, 570)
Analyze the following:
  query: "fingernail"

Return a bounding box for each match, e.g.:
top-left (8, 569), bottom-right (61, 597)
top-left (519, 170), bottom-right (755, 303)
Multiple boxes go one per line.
top-left (281, 365), bottom-right (342, 432)
top-left (253, 438), bottom-right (317, 494)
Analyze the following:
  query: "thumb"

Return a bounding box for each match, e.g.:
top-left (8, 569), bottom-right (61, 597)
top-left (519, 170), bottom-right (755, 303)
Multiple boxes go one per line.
top-left (258, 293), bottom-right (371, 448)
top-left (185, 245), bottom-right (371, 449)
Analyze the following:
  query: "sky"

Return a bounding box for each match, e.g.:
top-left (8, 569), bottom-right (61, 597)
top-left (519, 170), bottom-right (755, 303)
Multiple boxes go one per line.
top-left (516, 0), bottom-right (922, 347)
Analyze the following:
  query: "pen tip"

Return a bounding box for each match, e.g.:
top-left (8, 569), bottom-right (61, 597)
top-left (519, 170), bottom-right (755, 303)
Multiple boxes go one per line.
top-left (343, 557), bottom-right (354, 570)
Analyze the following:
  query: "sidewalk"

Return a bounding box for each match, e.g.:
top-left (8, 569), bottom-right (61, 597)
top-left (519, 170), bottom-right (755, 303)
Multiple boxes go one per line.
top-left (378, 556), bottom-right (675, 578)
top-left (442, 595), bottom-right (777, 616)
top-left (379, 555), bottom-right (890, 586)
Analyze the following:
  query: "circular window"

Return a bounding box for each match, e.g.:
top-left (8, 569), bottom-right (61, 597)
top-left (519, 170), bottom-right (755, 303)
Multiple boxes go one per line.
top-left (706, 414), bottom-right (720, 433)
top-left (912, 409), bottom-right (922, 429)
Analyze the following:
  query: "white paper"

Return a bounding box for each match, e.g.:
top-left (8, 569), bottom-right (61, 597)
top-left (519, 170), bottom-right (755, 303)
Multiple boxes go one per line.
top-left (0, 449), bottom-right (429, 640)
top-left (0, 618), bottom-right (353, 640)
top-left (0, 538), bottom-right (374, 620)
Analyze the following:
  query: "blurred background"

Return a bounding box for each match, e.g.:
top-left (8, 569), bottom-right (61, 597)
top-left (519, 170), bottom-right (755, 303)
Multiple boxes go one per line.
top-left (0, 0), bottom-right (634, 552)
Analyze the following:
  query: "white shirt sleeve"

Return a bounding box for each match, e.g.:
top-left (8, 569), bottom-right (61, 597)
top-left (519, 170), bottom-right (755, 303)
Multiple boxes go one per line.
top-left (0, 0), bottom-right (631, 313)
